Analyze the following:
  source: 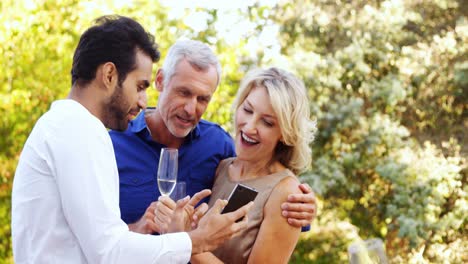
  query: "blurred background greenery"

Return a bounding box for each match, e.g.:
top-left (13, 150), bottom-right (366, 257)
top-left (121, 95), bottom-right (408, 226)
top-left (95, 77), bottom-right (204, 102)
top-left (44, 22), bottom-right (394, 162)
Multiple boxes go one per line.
top-left (0, 0), bottom-right (466, 263)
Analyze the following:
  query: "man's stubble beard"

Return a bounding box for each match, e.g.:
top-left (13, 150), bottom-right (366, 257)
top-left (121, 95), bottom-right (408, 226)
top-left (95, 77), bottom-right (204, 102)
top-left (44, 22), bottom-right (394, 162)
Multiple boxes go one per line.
top-left (105, 82), bottom-right (130, 131)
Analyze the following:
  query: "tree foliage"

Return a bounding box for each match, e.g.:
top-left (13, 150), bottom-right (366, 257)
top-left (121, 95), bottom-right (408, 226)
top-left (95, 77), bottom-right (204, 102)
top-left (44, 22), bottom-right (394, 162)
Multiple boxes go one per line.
top-left (260, 0), bottom-right (467, 262)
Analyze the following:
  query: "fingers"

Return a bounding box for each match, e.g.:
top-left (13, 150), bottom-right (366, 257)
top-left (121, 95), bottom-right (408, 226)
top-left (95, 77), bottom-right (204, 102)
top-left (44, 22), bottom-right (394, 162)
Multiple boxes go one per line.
top-left (189, 189), bottom-right (211, 207)
top-left (228, 215), bottom-right (249, 238)
top-left (298, 183), bottom-right (312, 194)
top-left (154, 203), bottom-right (174, 220)
top-left (143, 202), bottom-right (160, 233)
top-left (225, 201), bottom-right (253, 222)
top-left (146, 201), bottom-right (158, 211)
top-left (158, 196), bottom-right (177, 210)
top-left (175, 196), bottom-right (190, 209)
top-left (146, 217), bottom-right (162, 233)
top-left (194, 203), bottom-right (209, 218)
top-left (155, 198), bottom-right (177, 228)
top-left (208, 199), bottom-right (228, 215)
top-left (283, 183), bottom-right (317, 226)
top-left (281, 202), bottom-right (316, 228)
top-left (286, 191), bottom-right (316, 204)
top-left (281, 209), bottom-right (314, 221)
top-left (192, 203), bottom-right (209, 227)
top-left (281, 201), bottom-right (315, 214)
top-left (154, 213), bottom-right (170, 232)
top-left (285, 218), bottom-right (310, 228)
top-left (154, 203), bottom-right (173, 231)
top-left (188, 200), bottom-right (253, 253)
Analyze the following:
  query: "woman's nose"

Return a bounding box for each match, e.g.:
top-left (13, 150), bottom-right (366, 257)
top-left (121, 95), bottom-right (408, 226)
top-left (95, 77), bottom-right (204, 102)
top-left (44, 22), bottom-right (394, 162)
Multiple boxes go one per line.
top-left (243, 117), bottom-right (257, 133)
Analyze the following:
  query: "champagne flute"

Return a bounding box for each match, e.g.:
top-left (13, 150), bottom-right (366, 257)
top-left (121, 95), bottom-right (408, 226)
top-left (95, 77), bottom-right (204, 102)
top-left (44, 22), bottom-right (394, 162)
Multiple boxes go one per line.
top-left (157, 148), bottom-right (178, 196)
top-left (170, 181), bottom-right (186, 201)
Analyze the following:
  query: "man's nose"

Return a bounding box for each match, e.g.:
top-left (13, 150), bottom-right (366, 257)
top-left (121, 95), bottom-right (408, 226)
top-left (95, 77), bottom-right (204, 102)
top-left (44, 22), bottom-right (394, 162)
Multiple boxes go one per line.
top-left (184, 97), bottom-right (196, 116)
top-left (138, 91), bottom-right (147, 109)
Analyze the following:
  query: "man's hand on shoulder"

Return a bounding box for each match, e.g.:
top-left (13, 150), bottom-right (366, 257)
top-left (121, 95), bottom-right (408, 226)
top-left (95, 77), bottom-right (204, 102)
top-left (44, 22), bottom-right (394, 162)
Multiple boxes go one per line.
top-left (281, 183), bottom-right (317, 228)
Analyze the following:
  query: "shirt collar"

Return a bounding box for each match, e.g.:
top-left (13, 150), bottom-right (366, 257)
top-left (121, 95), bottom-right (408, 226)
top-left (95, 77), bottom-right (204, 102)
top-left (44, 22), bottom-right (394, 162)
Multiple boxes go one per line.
top-left (129, 110), bottom-right (148, 133)
top-left (129, 109), bottom-right (201, 139)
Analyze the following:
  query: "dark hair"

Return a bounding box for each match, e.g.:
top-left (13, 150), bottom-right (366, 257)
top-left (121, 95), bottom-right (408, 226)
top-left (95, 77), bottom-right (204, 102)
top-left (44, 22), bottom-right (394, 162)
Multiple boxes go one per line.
top-left (71, 15), bottom-right (160, 87)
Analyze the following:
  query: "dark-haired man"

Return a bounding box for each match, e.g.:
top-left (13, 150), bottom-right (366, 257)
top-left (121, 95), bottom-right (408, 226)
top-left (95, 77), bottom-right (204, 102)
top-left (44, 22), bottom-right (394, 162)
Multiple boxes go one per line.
top-left (11, 15), bottom-right (251, 263)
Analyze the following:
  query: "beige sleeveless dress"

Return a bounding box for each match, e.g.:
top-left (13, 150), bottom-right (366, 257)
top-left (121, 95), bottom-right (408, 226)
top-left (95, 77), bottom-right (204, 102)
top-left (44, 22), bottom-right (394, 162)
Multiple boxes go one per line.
top-left (208, 158), bottom-right (296, 264)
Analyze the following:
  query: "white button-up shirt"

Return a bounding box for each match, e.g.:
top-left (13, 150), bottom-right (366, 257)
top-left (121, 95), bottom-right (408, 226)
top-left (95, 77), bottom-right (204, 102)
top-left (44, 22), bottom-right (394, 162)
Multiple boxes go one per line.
top-left (12, 100), bottom-right (191, 263)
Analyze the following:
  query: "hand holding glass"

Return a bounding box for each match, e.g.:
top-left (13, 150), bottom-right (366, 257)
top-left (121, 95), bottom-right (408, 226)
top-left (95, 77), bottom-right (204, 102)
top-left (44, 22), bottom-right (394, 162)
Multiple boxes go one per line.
top-left (157, 148), bottom-right (178, 196)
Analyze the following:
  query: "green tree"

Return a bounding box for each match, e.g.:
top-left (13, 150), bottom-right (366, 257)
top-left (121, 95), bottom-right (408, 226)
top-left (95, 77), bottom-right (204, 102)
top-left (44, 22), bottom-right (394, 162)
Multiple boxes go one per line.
top-left (261, 0), bottom-right (467, 262)
top-left (1, 0), bottom-right (82, 259)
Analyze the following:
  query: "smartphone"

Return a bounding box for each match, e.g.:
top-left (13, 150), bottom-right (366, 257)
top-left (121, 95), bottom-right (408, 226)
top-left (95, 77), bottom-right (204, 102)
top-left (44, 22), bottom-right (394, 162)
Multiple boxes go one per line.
top-left (222, 183), bottom-right (258, 222)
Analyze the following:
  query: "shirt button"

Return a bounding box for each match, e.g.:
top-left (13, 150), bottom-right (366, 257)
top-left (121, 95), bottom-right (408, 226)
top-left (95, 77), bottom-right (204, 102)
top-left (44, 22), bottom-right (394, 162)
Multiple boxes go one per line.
top-left (132, 178), bottom-right (138, 183)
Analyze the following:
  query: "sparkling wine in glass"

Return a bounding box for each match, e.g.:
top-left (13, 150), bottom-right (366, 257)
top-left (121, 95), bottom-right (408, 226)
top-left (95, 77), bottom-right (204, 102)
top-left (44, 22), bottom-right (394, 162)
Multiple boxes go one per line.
top-left (157, 148), bottom-right (178, 196)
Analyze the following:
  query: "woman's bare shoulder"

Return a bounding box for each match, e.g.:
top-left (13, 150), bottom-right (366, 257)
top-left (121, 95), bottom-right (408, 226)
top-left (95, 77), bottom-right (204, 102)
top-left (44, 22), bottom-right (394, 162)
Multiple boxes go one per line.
top-left (265, 173), bottom-right (301, 214)
top-left (274, 173), bottom-right (301, 197)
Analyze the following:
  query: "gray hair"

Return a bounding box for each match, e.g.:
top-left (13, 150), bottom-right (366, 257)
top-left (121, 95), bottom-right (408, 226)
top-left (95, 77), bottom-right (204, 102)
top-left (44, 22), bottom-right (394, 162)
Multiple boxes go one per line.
top-left (161, 39), bottom-right (222, 87)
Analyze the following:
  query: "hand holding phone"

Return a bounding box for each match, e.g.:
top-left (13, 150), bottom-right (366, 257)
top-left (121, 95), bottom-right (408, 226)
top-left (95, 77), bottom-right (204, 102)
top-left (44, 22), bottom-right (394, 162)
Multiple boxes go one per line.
top-left (222, 183), bottom-right (258, 222)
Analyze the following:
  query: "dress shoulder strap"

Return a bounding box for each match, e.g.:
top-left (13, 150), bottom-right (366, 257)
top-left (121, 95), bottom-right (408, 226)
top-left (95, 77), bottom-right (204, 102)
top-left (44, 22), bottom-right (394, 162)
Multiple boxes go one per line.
top-left (214, 157), bottom-right (235, 181)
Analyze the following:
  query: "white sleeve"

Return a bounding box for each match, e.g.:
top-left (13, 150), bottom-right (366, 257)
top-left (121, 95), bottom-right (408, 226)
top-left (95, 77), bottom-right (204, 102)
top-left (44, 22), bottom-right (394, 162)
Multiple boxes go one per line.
top-left (49, 117), bottom-right (192, 263)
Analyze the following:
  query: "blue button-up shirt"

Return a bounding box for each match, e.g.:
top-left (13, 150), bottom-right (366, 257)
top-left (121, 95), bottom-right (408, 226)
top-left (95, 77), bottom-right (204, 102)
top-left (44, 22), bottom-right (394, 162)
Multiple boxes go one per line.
top-left (109, 110), bottom-right (236, 224)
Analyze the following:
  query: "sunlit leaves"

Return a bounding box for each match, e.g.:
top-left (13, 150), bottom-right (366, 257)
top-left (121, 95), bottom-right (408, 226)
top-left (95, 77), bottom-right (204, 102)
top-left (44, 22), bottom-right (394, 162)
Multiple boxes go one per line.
top-left (268, 0), bottom-right (467, 263)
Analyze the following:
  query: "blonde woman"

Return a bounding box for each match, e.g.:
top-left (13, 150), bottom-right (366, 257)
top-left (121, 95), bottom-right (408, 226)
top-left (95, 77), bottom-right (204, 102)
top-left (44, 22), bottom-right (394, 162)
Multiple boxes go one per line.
top-left (157, 67), bottom-right (316, 263)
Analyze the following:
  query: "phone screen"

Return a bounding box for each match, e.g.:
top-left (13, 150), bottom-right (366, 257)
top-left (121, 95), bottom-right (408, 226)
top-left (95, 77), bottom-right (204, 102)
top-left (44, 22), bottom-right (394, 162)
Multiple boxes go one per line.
top-left (221, 183), bottom-right (258, 221)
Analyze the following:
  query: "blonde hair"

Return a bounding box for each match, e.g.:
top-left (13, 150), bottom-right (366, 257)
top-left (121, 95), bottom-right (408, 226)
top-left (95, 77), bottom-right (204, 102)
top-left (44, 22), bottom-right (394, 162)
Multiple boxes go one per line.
top-left (232, 67), bottom-right (316, 175)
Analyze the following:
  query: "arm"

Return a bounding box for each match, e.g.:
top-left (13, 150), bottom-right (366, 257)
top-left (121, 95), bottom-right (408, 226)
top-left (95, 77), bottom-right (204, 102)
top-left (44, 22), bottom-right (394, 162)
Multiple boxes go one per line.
top-left (190, 252), bottom-right (223, 264)
top-left (247, 177), bottom-right (302, 263)
top-left (53, 119), bottom-right (192, 263)
top-left (281, 183), bottom-right (317, 228)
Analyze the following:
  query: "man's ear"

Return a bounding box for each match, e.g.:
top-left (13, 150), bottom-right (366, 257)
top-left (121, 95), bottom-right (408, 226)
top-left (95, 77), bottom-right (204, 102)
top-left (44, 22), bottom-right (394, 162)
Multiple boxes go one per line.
top-left (100, 62), bottom-right (118, 93)
top-left (155, 69), bottom-right (164, 92)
